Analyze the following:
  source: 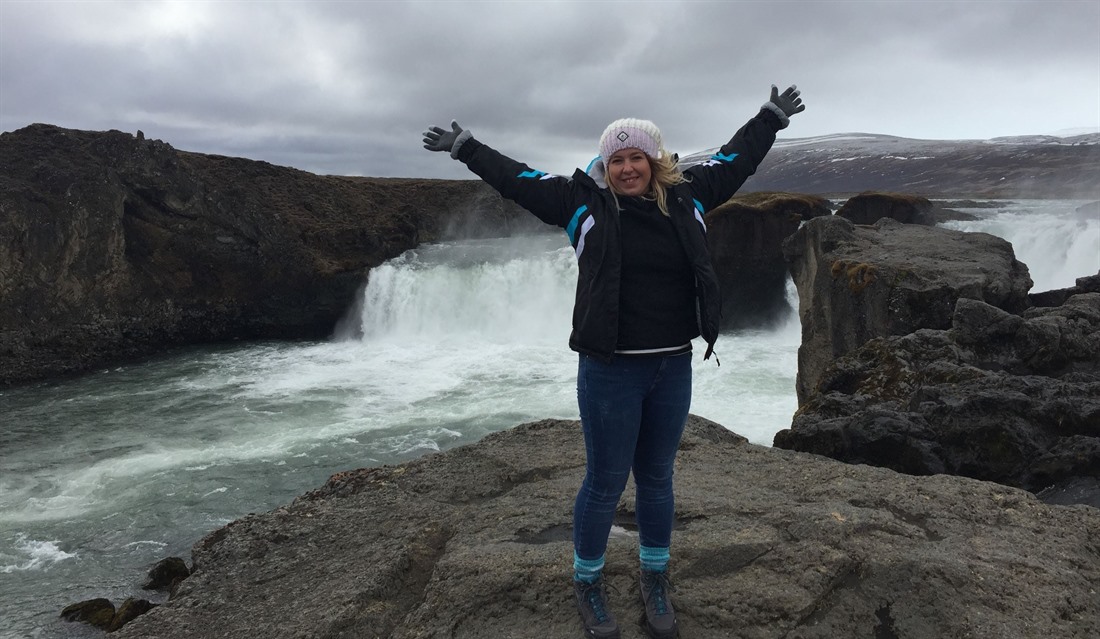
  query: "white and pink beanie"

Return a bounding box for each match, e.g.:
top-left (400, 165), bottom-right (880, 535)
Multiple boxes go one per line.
top-left (598, 118), bottom-right (664, 162)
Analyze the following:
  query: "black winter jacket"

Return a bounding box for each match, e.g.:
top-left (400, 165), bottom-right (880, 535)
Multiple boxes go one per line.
top-left (454, 108), bottom-right (783, 362)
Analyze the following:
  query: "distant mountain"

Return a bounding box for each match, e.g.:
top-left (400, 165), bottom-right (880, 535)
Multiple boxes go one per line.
top-left (1050, 127), bottom-right (1100, 137)
top-left (680, 132), bottom-right (1100, 198)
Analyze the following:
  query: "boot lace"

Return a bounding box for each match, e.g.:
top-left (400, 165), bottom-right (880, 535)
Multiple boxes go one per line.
top-left (579, 580), bottom-right (615, 623)
top-left (644, 571), bottom-right (672, 616)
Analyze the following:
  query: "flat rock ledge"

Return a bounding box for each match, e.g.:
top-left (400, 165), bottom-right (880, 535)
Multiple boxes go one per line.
top-left (116, 417), bottom-right (1099, 639)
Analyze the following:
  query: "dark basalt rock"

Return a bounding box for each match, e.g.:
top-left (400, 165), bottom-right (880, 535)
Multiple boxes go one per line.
top-left (111, 598), bottom-right (158, 631)
top-left (777, 219), bottom-right (1099, 501)
top-left (774, 292), bottom-right (1100, 498)
top-left (60, 598), bottom-right (116, 630)
top-left (781, 215), bottom-right (1032, 404)
top-left (143, 556), bottom-right (191, 592)
top-left (111, 417), bottom-right (1100, 639)
top-left (1029, 272), bottom-right (1100, 307)
top-left (836, 191), bottom-right (937, 225)
top-left (0, 124), bottom-right (537, 386)
top-left (706, 192), bottom-right (832, 328)
top-left (60, 596), bottom-right (158, 632)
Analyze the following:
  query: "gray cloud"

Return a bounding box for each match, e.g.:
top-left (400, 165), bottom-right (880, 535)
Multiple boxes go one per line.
top-left (2, 0), bottom-right (1097, 178)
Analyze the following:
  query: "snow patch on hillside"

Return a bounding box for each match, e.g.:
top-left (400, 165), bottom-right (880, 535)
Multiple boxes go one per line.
top-left (677, 131), bottom-right (1099, 171)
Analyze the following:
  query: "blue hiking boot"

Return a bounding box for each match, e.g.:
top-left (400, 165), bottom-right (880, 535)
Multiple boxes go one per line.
top-left (639, 569), bottom-right (678, 638)
top-left (574, 577), bottom-right (620, 638)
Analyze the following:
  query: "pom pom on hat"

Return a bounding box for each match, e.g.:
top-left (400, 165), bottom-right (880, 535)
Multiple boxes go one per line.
top-left (599, 118), bottom-right (663, 162)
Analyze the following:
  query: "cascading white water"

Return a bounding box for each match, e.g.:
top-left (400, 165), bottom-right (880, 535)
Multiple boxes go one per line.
top-left (355, 236), bottom-right (578, 342)
top-left (940, 200), bottom-right (1099, 291)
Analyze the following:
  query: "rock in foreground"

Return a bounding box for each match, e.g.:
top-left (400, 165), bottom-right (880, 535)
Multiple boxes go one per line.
top-left (774, 284), bottom-right (1100, 498)
top-left (117, 418), bottom-right (1099, 639)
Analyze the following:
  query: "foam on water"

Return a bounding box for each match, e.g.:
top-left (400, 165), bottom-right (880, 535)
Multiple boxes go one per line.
top-left (691, 293), bottom-right (801, 444)
top-left (940, 200), bottom-right (1099, 291)
top-left (1, 536), bottom-right (75, 574)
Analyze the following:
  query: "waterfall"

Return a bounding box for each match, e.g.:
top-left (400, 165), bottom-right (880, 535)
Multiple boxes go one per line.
top-left (941, 200), bottom-right (1099, 291)
top-left (348, 234), bottom-right (576, 343)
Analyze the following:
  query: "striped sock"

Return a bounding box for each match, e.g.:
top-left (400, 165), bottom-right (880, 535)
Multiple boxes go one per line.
top-left (639, 545), bottom-right (670, 573)
top-left (573, 551), bottom-right (605, 583)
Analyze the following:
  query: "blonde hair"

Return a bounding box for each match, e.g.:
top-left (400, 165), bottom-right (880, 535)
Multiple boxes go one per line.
top-left (648, 153), bottom-right (688, 217)
top-left (607, 151), bottom-right (688, 217)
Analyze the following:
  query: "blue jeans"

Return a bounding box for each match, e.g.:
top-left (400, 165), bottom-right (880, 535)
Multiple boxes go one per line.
top-left (573, 352), bottom-right (692, 561)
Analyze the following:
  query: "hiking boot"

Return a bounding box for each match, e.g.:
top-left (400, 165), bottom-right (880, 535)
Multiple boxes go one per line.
top-left (639, 569), bottom-right (678, 638)
top-left (574, 577), bottom-right (620, 639)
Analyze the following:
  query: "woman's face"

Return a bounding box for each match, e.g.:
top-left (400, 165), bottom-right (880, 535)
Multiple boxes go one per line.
top-left (606, 148), bottom-right (652, 197)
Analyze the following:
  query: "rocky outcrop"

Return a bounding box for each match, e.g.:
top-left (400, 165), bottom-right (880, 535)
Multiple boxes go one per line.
top-left (0, 124), bottom-right (537, 386)
top-left (835, 191), bottom-right (936, 225)
top-left (111, 417), bottom-right (1100, 639)
top-left (142, 556), bottom-right (191, 593)
top-left (774, 282), bottom-right (1100, 498)
top-left (781, 215), bottom-right (1032, 404)
top-left (775, 208), bottom-right (1099, 501)
top-left (61, 597), bottom-right (156, 632)
top-left (1031, 273), bottom-right (1100, 308)
top-left (61, 556), bottom-right (191, 633)
top-left (60, 598), bottom-right (116, 630)
top-left (706, 192), bottom-right (831, 328)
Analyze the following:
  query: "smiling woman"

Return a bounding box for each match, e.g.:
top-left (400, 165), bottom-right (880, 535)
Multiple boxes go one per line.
top-left (422, 84), bottom-right (805, 639)
top-left (605, 149), bottom-right (652, 197)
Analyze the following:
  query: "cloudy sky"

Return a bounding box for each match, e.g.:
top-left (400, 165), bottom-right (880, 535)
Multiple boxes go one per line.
top-left (1, 1), bottom-right (1098, 179)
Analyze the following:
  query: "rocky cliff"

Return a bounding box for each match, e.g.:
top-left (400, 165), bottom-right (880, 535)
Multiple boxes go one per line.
top-left (780, 216), bottom-right (1033, 404)
top-left (774, 271), bottom-right (1100, 501)
top-left (0, 124), bottom-right (539, 385)
top-left (775, 211), bottom-right (1099, 506)
top-left (111, 417), bottom-right (1100, 639)
top-left (705, 192), bottom-right (831, 328)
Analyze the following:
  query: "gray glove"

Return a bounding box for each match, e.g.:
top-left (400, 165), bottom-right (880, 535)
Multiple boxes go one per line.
top-left (770, 85), bottom-right (805, 117)
top-left (422, 120), bottom-right (471, 158)
top-left (762, 85), bottom-right (805, 129)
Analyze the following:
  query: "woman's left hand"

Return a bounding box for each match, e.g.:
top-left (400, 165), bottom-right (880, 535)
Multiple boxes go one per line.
top-left (769, 85), bottom-right (805, 118)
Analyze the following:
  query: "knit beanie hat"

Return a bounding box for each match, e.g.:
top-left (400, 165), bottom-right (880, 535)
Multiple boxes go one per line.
top-left (599, 118), bottom-right (663, 162)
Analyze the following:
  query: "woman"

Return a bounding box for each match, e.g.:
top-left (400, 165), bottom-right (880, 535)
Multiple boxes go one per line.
top-left (423, 85), bottom-right (804, 639)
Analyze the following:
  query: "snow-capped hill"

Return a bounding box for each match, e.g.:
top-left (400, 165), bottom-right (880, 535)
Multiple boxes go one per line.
top-left (987, 135), bottom-right (1069, 145)
top-left (986, 133), bottom-right (1100, 145)
top-left (1052, 127), bottom-right (1100, 137)
top-left (771, 133), bottom-right (898, 148)
top-left (678, 132), bottom-right (1100, 198)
